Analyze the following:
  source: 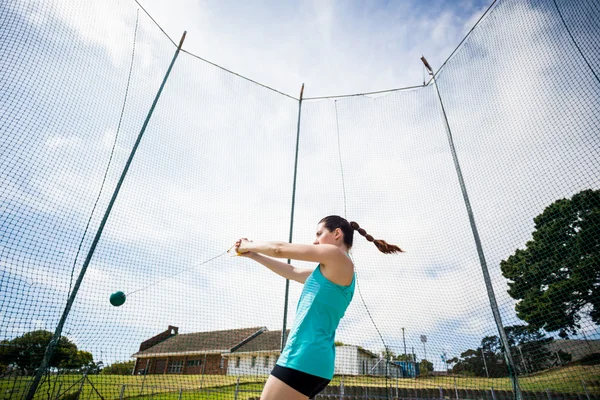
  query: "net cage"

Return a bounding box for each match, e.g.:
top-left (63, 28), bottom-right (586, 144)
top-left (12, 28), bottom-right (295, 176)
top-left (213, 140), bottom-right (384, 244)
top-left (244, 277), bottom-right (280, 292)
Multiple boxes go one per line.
top-left (0, 0), bottom-right (599, 399)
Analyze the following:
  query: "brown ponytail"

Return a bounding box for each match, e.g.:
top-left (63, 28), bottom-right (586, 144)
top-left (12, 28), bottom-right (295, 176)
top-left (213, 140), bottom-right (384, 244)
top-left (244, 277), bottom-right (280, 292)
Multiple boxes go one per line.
top-left (350, 222), bottom-right (404, 254)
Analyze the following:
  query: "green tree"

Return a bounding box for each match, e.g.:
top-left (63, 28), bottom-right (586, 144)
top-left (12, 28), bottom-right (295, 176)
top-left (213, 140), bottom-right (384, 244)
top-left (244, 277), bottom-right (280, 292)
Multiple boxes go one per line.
top-left (0, 331), bottom-right (91, 375)
top-left (395, 353), bottom-right (417, 362)
top-left (451, 325), bottom-right (571, 377)
top-left (419, 359), bottom-right (433, 376)
top-left (500, 189), bottom-right (600, 337)
top-left (101, 360), bottom-right (135, 375)
top-left (62, 350), bottom-right (94, 371)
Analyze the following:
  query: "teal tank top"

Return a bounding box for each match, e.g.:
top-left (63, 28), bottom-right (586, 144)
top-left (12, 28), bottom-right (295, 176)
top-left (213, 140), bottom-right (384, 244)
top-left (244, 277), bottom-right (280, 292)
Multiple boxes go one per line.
top-left (277, 264), bottom-right (355, 379)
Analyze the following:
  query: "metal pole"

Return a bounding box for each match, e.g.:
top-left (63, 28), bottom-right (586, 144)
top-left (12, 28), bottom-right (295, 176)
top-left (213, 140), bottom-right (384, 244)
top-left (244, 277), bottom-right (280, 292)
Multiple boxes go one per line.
top-left (582, 380), bottom-right (590, 400)
top-left (454, 377), bottom-right (459, 400)
top-left (517, 346), bottom-right (528, 374)
top-left (119, 384), bottom-right (126, 400)
top-left (140, 359), bottom-right (149, 396)
top-left (396, 368), bottom-right (399, 398)
top-left (481, 348), bottom-right (489, 378)
top-left (234, 376), bottom-right (240, 400)
top-left (281, 83), bottom-right (304, 350)
top-left (420, 55), bottom-right (522, 400)
top-left (402, 328), bottom-right (407, 359)
top-left (25, 31), bottom-right (187, 400)
top-left (54, 383), bottom-right (62, 400)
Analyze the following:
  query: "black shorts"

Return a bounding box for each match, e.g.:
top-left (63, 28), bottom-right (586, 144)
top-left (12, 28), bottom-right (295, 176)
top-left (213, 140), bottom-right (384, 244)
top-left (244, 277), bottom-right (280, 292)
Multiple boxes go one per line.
top-left (271, 365), bottom-right (331, 399)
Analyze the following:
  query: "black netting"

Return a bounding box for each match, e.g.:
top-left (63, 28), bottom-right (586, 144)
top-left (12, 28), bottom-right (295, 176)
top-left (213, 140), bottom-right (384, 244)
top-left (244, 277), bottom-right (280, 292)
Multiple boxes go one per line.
top-left (1, 0), bottom-right (598, 399)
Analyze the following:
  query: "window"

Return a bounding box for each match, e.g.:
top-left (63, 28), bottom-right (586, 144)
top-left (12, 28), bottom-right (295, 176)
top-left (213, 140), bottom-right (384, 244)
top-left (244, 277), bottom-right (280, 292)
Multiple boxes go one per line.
top-left (235, 357), bottom-right (240, 368)
top-left (264, 356), bottom-right (270, 367)
top-left (186, 360), bottom-right (201, 367)
top-left (168, 360), bottom-right (183, 374)
top-left (251, 356), bottom-right (257, 368)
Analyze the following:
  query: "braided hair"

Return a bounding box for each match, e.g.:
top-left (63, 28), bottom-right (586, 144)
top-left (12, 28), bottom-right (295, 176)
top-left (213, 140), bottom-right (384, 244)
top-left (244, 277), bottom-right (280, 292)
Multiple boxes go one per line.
top-left (319, 216), bottom-right (403, 254)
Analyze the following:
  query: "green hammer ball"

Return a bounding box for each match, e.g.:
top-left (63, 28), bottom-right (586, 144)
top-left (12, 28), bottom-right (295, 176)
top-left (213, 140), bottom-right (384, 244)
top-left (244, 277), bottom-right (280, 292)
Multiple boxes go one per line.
top-left (110, 291), bottom-right (126, 307)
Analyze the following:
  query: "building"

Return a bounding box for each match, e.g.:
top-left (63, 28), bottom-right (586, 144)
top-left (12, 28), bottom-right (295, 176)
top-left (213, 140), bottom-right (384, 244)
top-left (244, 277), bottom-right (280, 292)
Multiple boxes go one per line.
top-left (132, 326), bottom-right (265, 375)
top-left (227, 329), bottom-right (289, 375)
top-left (133, 325), bottom-right (403, 377)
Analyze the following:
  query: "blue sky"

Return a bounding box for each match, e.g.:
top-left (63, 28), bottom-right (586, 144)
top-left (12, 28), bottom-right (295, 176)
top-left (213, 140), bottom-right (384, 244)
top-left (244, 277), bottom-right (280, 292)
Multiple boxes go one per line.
top-left (1, 0), bottom-right (599, 373)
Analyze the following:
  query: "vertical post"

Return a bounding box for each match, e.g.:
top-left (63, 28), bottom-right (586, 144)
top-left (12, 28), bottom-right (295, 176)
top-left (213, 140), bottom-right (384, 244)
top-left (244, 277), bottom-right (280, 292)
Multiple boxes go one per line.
top-left (340, 375), bottom-right (345, 400)
top-left (140, 360), bottom-right (149, 396)
top-left (25, 31), bottom-right (188, 400)
top-left (546, 389), bottom-right (552, 400)
top-left (439, 386), bottom-right (444, 400)
top-left (481, 348), bottom-right (489, 378)
top-left (581, 380), bottom-right (590, 400)
top-left (200, 353), bottom-right (207, 388)
top-left (178, 388), bottom-right (183, 400)
top-left (234, 376), bottom-right (240, 400)
top-left (78, 372), bottom-right (86, 397)
top-left (402, 328), bottom-right (407, 360)
top-left (491, 387), bottom-right (497, 400)
top-left (54, 383), bottom-right (62, 400)
top-left (454, 377), bottom-right (459, 400)
top-left (281, 83), bottom-right (305, 350)
top-left (119, 384), bottom-right (126, 400)
top-left (396, 368), bottom-right (399, 399)
top-left (420, 55), bottom-right (522, 400)
top-left (517, 346), bottom-right (528, 374)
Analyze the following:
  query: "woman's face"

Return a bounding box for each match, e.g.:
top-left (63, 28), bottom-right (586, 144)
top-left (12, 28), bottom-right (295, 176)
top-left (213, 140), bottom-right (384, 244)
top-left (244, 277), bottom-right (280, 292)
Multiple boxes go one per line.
top-left (313, 222), bottom-right (341, 246)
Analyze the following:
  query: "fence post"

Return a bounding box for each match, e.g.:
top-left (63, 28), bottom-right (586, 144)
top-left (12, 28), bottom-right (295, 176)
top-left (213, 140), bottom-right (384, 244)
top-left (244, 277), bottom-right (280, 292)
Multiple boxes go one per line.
top-left (546, 389), bottom-right (552, 400)
top-left (491, 386), bottom-right (496, 400)
top-left (234, 376), bottom-right (240, 400)
top-left (440, 386), bottom-right (444, 399)
top-left (178, 387), bottom-right (183, 400)
top-left (119, 384), bottom-right (126, 400)
top-left (396, 368), bottom-right (399, 399)
top-left (454, 377), bottom-right (459, 400)
top-left (54, 383), bottom-right (62, 400)
top-left (340, 376), bottom-right (345, 400)
top-left (140, 361), bottom-right (149, 396)
top-left (581, 380), bottom-right (590, 400)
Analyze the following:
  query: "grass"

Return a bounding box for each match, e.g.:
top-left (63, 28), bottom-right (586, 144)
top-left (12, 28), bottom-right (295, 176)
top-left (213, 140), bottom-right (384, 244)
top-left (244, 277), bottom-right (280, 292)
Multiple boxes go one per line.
top-left (1, 365), bottom-right (598, 399)
top-left (329, 365), bottom-right (600, 393)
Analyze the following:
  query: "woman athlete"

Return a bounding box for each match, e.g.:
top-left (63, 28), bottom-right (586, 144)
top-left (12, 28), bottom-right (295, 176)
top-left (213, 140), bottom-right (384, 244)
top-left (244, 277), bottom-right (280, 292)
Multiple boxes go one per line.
top-left (235, 215), bottom-right (402, 400)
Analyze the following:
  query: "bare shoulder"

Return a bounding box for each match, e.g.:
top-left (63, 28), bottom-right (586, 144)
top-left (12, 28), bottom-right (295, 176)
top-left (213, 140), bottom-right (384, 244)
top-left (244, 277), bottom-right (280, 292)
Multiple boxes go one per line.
top-left (320, 251), bottom-right (354, 286)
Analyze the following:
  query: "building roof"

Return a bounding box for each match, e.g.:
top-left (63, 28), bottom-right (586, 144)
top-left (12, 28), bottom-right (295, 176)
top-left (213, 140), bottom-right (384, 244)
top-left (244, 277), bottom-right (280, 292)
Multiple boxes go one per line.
top-left (133, 327), bottom-right (265, 358)
top-left (231, 330), bottom-right (290, 354)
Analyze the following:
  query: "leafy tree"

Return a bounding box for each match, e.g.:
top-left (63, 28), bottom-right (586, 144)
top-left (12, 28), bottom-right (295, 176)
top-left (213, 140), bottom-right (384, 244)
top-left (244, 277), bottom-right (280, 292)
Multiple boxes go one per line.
top-left (451, 325), bottom-right (571, 377)
top-left (0, 331), bottom-right (92, 375)
top-left (62, 350), bottom-right (94, 371)
top-left (420, 359), bottom-right (434, 375)
top-left (380, 348), bottom-right (396, 360)
top-left (501, 189), bottom-right (600, 337)
top-left (101, 360), bottom-right (135, 375)
top-left (451, 346), bottom-right (507, 377)
top-left (395, 353), bottom-right (417, 362)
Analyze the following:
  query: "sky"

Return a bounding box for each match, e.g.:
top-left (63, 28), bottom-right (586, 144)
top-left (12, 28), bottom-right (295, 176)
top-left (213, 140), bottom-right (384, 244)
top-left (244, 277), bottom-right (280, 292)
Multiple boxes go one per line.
top-left (1, 0), bottom-right (599, 375)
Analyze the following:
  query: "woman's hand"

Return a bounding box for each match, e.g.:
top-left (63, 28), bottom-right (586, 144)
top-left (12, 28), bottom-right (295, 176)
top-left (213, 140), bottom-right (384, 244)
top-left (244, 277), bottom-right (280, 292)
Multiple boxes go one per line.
top-left (235, 238), bottom-right (254, 257)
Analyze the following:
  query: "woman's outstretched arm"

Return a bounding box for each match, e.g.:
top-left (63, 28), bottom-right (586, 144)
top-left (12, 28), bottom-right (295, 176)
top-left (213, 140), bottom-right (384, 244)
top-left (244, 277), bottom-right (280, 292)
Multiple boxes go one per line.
top-left (237, 240), bottom-right (346, 266)
top-left (244, 252), bottom-right (312, 284)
